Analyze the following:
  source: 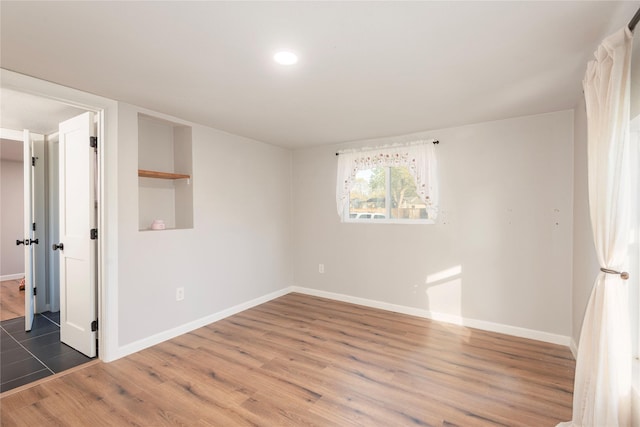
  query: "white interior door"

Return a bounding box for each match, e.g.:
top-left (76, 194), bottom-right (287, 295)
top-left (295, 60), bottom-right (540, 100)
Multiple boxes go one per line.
top-left (23, 130), bottom-right (35, 331)
top-left (48, 133), bottom-right (61, 313)
top-left (57, 112), bottom-right (97, 358)
top-left (31, 135), bottom-right (47, 313)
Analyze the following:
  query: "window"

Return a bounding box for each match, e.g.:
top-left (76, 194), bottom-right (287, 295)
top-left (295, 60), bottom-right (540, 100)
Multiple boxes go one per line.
top-left (336, 140), bottom-right (438, 223)
top-left (348, 166), bottom-right (429, 221)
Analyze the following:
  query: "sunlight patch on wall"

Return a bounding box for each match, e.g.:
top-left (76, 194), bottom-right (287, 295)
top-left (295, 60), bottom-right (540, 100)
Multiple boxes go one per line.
top-left (426, 265), bottom-right (462, 284)
top-left (425, 265), bottom-right (463, 318)
top-left (426, 278), bottom-right (462, 317)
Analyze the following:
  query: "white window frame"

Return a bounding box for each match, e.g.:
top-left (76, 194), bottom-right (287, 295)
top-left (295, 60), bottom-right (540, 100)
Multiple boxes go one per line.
top-left (343, 165), bottom-right (436, 225)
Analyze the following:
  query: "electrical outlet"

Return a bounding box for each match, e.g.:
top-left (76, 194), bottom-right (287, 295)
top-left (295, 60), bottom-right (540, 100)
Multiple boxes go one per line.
top-left (319, 264), bottom-right (325, 274)
top-left (176, 287), bottom-right (184, 301)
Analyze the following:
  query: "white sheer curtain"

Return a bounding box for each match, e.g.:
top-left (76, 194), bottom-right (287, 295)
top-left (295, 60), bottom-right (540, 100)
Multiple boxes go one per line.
top-left (335, 140), bottom-right (439, 220)
top-left (559, 27), bottom-right (634, 427)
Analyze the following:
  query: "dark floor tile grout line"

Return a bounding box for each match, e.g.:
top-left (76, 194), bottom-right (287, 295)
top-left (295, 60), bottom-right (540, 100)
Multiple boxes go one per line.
top-left (0, 368), bottom-right (51, 388)
top-left (0, 324), bottom-right (55, 376)
top-left (39, 313), bottom-right (61, 327)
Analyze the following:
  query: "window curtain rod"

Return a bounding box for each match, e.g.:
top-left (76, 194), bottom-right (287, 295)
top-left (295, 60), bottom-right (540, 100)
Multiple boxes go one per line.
top-left (335, 139), bottom-right (439, 156)
top-left (629, 6), bottom-right (640, 32)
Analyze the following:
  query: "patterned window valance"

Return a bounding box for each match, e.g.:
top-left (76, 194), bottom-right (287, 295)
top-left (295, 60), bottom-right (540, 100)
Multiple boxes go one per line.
top-left (335, 140), bottom-right (439, 220)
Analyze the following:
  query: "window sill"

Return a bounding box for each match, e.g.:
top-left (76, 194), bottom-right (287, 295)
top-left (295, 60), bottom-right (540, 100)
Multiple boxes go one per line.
top-left (343, 219), bottom-right (435, 225)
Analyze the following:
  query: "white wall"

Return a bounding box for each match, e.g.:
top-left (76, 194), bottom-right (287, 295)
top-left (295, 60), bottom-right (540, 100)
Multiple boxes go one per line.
top-left (293, 111), bottom-right (574, 341)
top-left (1, 157), bottom-right (24, 278)
top-left (570, 97), bottom-right (599, 350)
top-left (116, 102), bottom-right (293, 348)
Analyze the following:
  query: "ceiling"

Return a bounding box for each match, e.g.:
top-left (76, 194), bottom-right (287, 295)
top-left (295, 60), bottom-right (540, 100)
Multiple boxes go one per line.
top-left (0, 88), bottom-right (87, 136)
top-left (0, 1), bottom-right (637, 149)
top-left (0, 88), bottom-right (87, 161)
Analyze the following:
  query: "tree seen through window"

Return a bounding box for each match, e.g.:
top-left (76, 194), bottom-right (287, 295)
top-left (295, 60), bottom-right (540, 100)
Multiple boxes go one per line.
top-left (349, 167), bottom-right (428, 219)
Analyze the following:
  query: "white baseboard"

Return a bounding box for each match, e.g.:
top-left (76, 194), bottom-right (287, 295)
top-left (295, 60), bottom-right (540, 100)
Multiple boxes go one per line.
top-left (1, 274), bottom-right (24, 281)
top-left (110, 285), bottom-right (573, 363)
top-left (633, 359), bottom-right (640, 427)
top-left (292, 286), bottom-right (572, 347)
top-left (112, 286), bottom-right (293, 361)
top-left (569, 337), bottom-right (578, 359)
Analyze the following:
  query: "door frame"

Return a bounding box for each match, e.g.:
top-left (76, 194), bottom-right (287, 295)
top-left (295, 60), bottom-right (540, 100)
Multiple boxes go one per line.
top-left (1, 68), bottom-right (119, 361)
top-left (23, 129), bottom-right (34, 331)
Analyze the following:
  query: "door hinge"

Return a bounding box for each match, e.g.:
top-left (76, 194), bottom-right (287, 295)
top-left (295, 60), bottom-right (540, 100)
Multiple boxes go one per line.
top-left (31, 156), bottom-right (36, 166)
top-left (90, 136), bottom-right (98, 149)
top-left (32, 222), bottom-right (36, 231)
top-left (90, 229), bottom-right (98, 240)
top-left (91, 320), bottom-right (98, 332)
top-left (33, 287), bottom-right (37, 296)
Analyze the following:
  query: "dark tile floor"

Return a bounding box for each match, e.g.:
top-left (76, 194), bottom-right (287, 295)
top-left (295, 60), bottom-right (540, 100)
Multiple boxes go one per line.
top-left (1, 312), bottom-right (94, 393)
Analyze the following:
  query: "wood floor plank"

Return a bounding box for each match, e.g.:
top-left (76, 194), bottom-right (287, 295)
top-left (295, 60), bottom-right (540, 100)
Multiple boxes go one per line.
top-left (0, 279), bottom-right (24, 321)
top-left (0, 293), bottom-right (574, 426)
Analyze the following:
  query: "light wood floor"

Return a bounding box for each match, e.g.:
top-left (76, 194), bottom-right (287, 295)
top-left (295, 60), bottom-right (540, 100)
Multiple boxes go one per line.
top-left (0, 279), bottom-right (24, 321)
top-left (0, 293), bottom-right (575, 426)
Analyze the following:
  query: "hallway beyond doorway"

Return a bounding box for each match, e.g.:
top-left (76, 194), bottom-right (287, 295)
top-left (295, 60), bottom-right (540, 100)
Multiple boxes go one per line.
top-left (0, 279), bottom-right (24, 321)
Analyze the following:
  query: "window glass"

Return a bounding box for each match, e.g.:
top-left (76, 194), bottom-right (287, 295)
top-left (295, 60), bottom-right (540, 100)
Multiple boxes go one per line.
top-left (347, 166), bottom-right (428, 221)
top-left (389, 166), bottom-right (428, 220)
top-left (349, 167), bottom-right (385, 219)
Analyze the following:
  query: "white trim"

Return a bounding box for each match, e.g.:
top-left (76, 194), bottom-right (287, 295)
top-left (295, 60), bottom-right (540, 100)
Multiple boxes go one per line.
top-left (292, 286), bottom-right (572, 347)
top-left (344, 218), bottom-right (436, 225)
top-left (633, 358), bottom-right (640, 426)
top-left (570, 337), bottom-right (578, 359)
top-left (0, 273), bottom-right (24, 281)
top-left (112, 287), bottom-right (292, 361)
top-left (0, 128), bottom-right (24, 141)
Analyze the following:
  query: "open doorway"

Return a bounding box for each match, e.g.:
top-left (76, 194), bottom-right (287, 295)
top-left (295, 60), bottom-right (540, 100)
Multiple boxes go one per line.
top-left (0, 137), bottom-right (24, 320)
top-left (0, 88), bottom-right (97, 393)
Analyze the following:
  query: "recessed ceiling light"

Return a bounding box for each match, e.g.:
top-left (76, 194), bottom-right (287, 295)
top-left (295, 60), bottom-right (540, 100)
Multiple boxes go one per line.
top-left (273, 51), bottom-right (298, 65)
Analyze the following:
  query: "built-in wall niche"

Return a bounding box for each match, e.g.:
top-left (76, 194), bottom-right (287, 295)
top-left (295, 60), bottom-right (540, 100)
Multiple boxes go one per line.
top-left (138, 114), bottom-right (193, 231)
